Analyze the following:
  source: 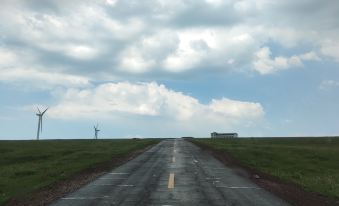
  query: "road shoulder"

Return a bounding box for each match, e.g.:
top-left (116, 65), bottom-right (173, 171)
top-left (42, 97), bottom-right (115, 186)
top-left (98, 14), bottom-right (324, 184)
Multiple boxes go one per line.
top-left (5, 144), bottom-right (157, 206)
top-left (191, 140), bottom-right (339, 206)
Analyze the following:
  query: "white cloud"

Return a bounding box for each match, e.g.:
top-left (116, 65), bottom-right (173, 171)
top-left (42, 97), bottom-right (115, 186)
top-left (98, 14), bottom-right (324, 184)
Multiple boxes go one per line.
top-left (300, 51), bottom-right (321, 61)
top-left (49, 82), bottom-right (197, 119)
top-left (66, 45), bottom-right (98, 60)
top-left (163, 28), bottom-right (258, 72)
top-left (105, 0), bottom-right (119, 7)
top-left (266, 27), bottom-right (311, 48)
top-left (253, 47), bottom-right (320, 75)
top-left (0, 67), bottom-right (91, 89)
top-left (119, 55), bottom-right (156, 73)
top-left (0, 48), bottom-right (17, 66)
top-left (117, 28), bottom-right (258, 73)
top-left (320, 40), bottom-right (339, 62)
top-left (47, 82), bottom-right (264, 132)
top-left (0, 0), bottom-right (338, 84)
top-left (119, 31), bottom-right (178, 73)
top-left (209, 98), bottom-right (264, 119)
top-left (0, 46), bottom-right (90, 89)
top-left (319, 80), bottom-right (339, 91)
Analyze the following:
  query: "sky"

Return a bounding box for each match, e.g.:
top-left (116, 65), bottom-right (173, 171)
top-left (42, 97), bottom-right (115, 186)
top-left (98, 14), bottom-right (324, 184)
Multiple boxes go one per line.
top-left (1, 0), bottom-right (339, 139)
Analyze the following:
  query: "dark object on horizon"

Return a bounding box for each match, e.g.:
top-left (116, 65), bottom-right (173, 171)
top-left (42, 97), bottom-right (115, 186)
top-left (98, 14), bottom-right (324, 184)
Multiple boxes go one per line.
top-left (94, 124), bottom-right (100, 139)
top-left (181, 137), bottom-right (194, 139)
top-left (211, 132), bottom-right (238, 138)
top-left (36, 107), bottom-right (48, 140)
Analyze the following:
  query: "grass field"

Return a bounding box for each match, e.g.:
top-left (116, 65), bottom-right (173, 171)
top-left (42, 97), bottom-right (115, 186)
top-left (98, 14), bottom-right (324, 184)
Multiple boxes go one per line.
top-left (193, 137), bottom-right (339, 199)
top-left (0, 139), bottom-right (159, 205)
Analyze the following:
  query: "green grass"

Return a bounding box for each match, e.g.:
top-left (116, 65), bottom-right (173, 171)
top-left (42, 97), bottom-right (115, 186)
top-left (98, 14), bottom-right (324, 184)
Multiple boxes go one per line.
top-left (193, 137), bottom-right (339, 199)
top-left (0, 139), bottom-right (159, 205)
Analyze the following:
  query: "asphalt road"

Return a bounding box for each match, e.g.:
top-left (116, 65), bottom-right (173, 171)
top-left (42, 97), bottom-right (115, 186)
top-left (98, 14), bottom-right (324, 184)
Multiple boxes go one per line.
top-left (51, 139), bottom-right (290, 206)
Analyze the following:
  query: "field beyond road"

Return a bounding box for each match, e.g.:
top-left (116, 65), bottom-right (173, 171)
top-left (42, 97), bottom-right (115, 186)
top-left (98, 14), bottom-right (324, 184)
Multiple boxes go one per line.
top-left (193, 137), bottom-right (339, 200)
top-left (0, 139), bottom-right (159, 205)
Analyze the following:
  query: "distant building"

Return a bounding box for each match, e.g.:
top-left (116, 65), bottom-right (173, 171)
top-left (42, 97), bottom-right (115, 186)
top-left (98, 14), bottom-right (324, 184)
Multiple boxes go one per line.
top-left (211, 132), bottom-right (238, 138)
top-left (181, 137), bottom-right (194, 139)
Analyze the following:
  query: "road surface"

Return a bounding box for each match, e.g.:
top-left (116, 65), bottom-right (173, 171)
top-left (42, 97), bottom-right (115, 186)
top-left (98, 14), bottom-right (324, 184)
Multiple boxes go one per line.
top-left (51, 139), bottom-right (290, 206)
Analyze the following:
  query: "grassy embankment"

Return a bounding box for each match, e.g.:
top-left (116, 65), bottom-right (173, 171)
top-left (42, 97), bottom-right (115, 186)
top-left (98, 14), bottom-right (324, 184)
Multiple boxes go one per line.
top-left (0, 139), bottom-right (159, 205)
top-left (193, 137), bottom-right (339, 199)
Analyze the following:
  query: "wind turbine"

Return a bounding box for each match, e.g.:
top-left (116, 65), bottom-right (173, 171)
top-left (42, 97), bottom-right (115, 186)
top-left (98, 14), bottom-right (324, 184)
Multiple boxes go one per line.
top-left (94, 124), bottom-right (100, 140)
top-left (36, 107), bottom-right (48, 140)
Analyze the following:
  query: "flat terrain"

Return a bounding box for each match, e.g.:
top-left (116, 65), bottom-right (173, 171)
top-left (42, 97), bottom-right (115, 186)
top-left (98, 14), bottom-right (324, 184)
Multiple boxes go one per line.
top-left (0, 139), bottom-right (159, 205)
top-left (193, 137), bottom-right (339, 200)
top-left (52, 139), bottom-right (289, 206)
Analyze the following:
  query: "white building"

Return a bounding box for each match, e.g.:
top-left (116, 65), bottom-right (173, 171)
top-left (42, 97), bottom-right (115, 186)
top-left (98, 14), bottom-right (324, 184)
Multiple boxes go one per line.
top-left (211, 132), bottom-right (238, 138)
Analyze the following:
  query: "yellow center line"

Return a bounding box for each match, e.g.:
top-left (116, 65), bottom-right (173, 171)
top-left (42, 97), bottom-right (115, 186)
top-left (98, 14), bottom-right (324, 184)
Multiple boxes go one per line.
top-left (168, 173), bottom-right (175, 189)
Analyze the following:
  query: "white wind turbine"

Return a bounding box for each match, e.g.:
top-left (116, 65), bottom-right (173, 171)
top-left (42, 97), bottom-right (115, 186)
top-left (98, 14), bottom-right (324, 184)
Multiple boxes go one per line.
top-left (94, 124), bottom-right (100, 140)
top-left (36, 107), bottom-right (48, 140)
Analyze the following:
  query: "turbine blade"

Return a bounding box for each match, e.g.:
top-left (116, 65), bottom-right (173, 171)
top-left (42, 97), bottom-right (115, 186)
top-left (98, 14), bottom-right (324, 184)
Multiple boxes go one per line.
top-left (37, 107), bottom-right (41, 114)
top-left (42, 107), bottom-right (48, 115)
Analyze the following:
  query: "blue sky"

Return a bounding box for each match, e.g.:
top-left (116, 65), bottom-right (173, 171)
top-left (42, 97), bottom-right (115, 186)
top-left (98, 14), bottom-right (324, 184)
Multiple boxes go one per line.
top-left (1, 0), bottom-right (339, 139)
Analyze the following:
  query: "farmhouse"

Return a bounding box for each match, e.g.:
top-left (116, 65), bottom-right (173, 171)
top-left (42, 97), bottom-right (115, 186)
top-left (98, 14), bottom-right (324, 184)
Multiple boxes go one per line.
top-left (211, 132), bottom-right (238, 138)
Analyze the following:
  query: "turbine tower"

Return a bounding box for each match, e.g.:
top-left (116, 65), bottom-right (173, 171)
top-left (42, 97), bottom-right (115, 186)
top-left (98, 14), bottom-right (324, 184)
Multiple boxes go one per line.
top-left (36, 107), bottom-right (48, 140)
top-left (94, 124), bottom-right (100, 140)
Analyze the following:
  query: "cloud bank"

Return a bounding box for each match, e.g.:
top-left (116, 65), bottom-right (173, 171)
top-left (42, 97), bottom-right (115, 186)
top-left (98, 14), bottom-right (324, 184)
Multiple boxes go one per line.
top-left (47, 82), bottom-right (264, 134)
top-left (1, 0), bottom-right (338, 89)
